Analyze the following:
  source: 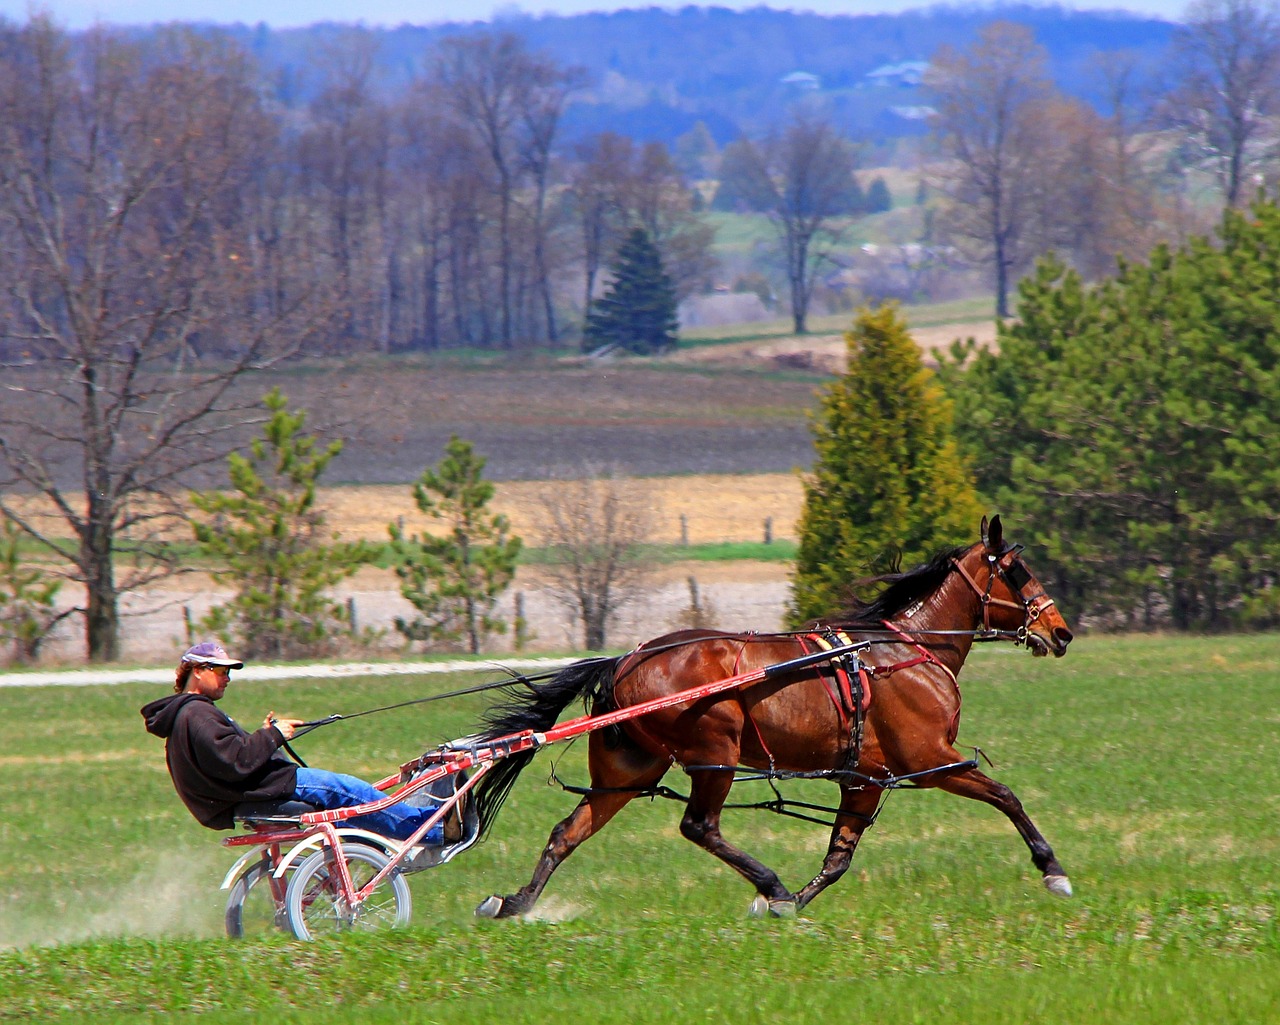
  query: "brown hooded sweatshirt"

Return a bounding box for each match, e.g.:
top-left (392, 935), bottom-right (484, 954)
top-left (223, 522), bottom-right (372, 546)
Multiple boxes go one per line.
top-left (141, 692), bottom-right (296, 830)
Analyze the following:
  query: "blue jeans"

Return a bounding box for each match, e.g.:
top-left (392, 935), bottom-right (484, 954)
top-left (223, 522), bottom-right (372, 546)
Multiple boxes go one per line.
top-left (293, 767), bottom-right (444, 843)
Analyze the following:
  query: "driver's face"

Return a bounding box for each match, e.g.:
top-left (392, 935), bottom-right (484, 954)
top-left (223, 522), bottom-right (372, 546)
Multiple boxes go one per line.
top-left (189, 664), bottom-right (231, 699)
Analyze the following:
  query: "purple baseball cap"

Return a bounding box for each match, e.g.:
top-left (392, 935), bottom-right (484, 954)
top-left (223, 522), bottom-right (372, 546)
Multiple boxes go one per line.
top-left (181, 641), bottom-right (244, 670)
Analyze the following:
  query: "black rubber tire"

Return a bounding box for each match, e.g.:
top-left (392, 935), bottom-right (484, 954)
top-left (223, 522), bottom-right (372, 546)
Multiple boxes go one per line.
top-left (224, 860), bottom-right (292, 938)
top-left (285, 842), bottom-right (412, 941)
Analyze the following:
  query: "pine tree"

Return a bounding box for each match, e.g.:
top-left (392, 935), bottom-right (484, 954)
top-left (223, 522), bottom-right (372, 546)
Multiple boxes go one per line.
top-left (584, 227), bottom-right (680, 355)
top-left (789, 304), bottom-right (984, 624)
top-left (190, 390), bottom-right (376, 661)
top-left (0, 519), bottom-right (68, 665)
top-left (389, 436), bottom-right (522, 654)
top-left (942, 198), bottom-right (1280, 630)
top-left (864, 176), bottom-right (893, 214)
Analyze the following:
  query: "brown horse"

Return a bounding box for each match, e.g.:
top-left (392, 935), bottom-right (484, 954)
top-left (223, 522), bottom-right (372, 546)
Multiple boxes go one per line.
top-left (471, 516), bottom-right (1074, 918)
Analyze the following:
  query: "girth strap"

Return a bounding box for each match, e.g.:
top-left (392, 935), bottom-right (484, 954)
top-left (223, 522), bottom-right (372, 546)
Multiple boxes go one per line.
top-left (801, 630), bottom-right (869, 773)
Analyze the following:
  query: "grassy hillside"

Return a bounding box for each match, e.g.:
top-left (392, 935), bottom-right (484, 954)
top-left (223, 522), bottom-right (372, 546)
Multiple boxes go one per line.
top-left (1, 632), bottom-right (1275, 1022)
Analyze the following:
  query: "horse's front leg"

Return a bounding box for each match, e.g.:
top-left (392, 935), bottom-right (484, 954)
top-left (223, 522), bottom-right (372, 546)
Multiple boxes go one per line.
top-left (679, 769), bottom-right (795, 916)
top-left (792, 785), bottom-right (881, 910)
top-left (476, 743), bottom-right (667, 919)
top-left (936, 766), bottom-right (1072, 896)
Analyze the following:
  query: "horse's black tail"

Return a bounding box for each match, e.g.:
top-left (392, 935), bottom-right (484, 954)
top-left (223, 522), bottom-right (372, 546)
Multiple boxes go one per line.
top-left (469, 655), bottom-right (619, 840)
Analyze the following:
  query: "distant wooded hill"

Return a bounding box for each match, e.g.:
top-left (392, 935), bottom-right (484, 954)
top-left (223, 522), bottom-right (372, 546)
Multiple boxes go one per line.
top-left (206, 3), bottom-right (1175, 146)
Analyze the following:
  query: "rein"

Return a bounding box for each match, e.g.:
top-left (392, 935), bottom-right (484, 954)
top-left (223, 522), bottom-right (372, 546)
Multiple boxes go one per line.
top-left (286, 667), bottom-right (590, 738)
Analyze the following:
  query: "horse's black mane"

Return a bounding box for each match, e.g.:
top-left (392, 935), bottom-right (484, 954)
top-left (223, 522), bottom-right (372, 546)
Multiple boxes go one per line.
top-left (822, 545), bottom-right (970, 626)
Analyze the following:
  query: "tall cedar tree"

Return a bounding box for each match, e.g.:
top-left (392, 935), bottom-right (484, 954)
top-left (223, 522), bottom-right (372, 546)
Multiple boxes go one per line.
top-left (190, 390), bottom-right (376, 661)
top-left (941, 198), bottom-right (1280, 630)
top-left (389, 436), bottom-right (522, 654)
top-left (790, 304), bottom-right (983, 623)
top-left (584, 227), bottom-right (679, 354)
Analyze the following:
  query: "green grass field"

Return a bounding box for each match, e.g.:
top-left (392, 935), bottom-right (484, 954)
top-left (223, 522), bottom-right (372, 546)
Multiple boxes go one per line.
top-left (1, 632), bottom-right (1276, 1022)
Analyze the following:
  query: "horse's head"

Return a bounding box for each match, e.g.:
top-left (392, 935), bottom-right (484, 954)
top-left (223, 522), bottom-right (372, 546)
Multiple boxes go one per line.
top-left (953, 515), bottom-right (1073, 657)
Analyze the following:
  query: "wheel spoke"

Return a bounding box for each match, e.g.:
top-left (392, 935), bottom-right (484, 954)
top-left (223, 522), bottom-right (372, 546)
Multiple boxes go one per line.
top-left (285, 843), bottom-right (411, 940)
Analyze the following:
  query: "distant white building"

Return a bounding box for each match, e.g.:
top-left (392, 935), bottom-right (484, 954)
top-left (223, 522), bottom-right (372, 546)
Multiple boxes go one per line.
top-left (866, 61), bottom-right (929, 87)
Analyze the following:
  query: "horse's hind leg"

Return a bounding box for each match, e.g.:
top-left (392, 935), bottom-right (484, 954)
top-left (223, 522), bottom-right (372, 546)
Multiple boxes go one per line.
top-left (937, 766), bottom-right (1072, 897)
top-left (792, 785), bottom-right (882, 910)
top-left (476, 740), bottom-right (667, 919)
top-left (679, 769), bottom-right (795, 915)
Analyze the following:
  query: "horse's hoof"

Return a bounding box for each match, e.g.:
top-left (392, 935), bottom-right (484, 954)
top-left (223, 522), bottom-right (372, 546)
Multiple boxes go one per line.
top-left (748, 895), bottom-right (796, 918)
top-left (1043, 874), bottom-right (1073, 898)
top-left (475, 895), bottom-right (505, 918)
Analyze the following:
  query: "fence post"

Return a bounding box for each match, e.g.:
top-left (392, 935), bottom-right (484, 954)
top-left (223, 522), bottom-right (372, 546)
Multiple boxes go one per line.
top-left (763, 517), bottom-right (773, 545)
top-left (347, 596), bottom-right (358, 634)
top-left (680, 514), bottom-right (689, 546)
top-left (514, 591), bottom-right (528, 651)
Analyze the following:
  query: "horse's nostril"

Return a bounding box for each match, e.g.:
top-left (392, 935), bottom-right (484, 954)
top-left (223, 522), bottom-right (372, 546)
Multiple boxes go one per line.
top-left (1054, 627), bottom-right (1074, 646)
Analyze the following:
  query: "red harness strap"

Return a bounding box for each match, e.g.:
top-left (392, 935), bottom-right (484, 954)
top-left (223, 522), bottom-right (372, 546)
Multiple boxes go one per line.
top-left (875, 621), bottom-right (962, 743)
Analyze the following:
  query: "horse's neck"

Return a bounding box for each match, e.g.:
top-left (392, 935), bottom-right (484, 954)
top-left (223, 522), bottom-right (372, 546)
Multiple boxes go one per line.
top-left (882, 569), bottom-right (982, 673)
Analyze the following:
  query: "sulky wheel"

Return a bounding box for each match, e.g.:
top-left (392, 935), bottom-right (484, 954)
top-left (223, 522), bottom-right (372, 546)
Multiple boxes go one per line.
top-left (225, 859), bottom-right (293, 938)
top-left (285, 841), bottom-right (412, 941)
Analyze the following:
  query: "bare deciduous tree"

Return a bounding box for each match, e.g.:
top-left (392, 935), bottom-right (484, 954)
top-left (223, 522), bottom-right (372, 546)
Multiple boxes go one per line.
top-left (716, 117), bottom-right (859, 333)
top-left (568, 132), bottom-right (634, 324)
top-left (0, 20), bottom-right (321, 661)
top-left (533, 474), bottom-right (654, 651)
top-left (1166, 0), bottom-right (1280, 207)
top-left (297, 28), bottom-right (394, 351)
top-left (624, 141), bottom-right (717, 303)
top-left (434, 32), bottom-right (581, 349)
top-left (926, 22), bottom-right (1061, 318)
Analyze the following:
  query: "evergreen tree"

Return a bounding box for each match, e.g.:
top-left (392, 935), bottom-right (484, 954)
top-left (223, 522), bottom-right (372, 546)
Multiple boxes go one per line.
top-left (790, 304), bottom-right (984, 623)
top-left (584, 228), bottom-right (680, 354)
top-left (940, 198), bottom-right (1280, 630)
top-left (864, 176), bottom-right (893, 214)
top-left (190, 390), bottom-right (376, 661)
top-left (0, 519), bottom-right (69, 665)
top-left (389, 436), bottom-right (522, 654)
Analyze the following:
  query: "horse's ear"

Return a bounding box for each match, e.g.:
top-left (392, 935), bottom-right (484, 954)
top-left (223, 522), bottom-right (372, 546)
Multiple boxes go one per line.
top-left (980, 515), bottom-right (989, 546)
top-left (985, 514), bottom-right (1003, 552)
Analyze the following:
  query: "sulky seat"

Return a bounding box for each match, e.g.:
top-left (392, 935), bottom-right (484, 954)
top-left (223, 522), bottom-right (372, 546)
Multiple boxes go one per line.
top-left (232, 799), bottom-right (320, 825)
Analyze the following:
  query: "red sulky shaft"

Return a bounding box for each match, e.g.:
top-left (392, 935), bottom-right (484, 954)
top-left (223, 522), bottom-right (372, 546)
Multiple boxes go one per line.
top-left (536, 640), bottom-right (869, 747)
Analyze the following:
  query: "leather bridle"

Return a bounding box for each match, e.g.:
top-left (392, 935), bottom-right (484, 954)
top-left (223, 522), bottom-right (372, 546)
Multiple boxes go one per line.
top-left (950, 544), bottom-right (1057, 646)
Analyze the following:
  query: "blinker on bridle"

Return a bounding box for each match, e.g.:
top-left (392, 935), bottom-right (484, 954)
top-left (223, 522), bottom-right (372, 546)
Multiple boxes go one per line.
top-left (951, 544), bottom-right (1056, 645)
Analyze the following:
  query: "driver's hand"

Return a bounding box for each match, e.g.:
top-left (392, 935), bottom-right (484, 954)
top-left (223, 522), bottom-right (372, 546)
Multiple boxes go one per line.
top-left (265, 713), bottom-right (305, 740)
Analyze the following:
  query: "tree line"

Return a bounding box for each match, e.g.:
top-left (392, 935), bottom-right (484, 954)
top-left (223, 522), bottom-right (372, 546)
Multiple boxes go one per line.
top-left (0, 16), bottom-right (713, 365)
top-left (4, 4), bottom-right (1276, 361)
